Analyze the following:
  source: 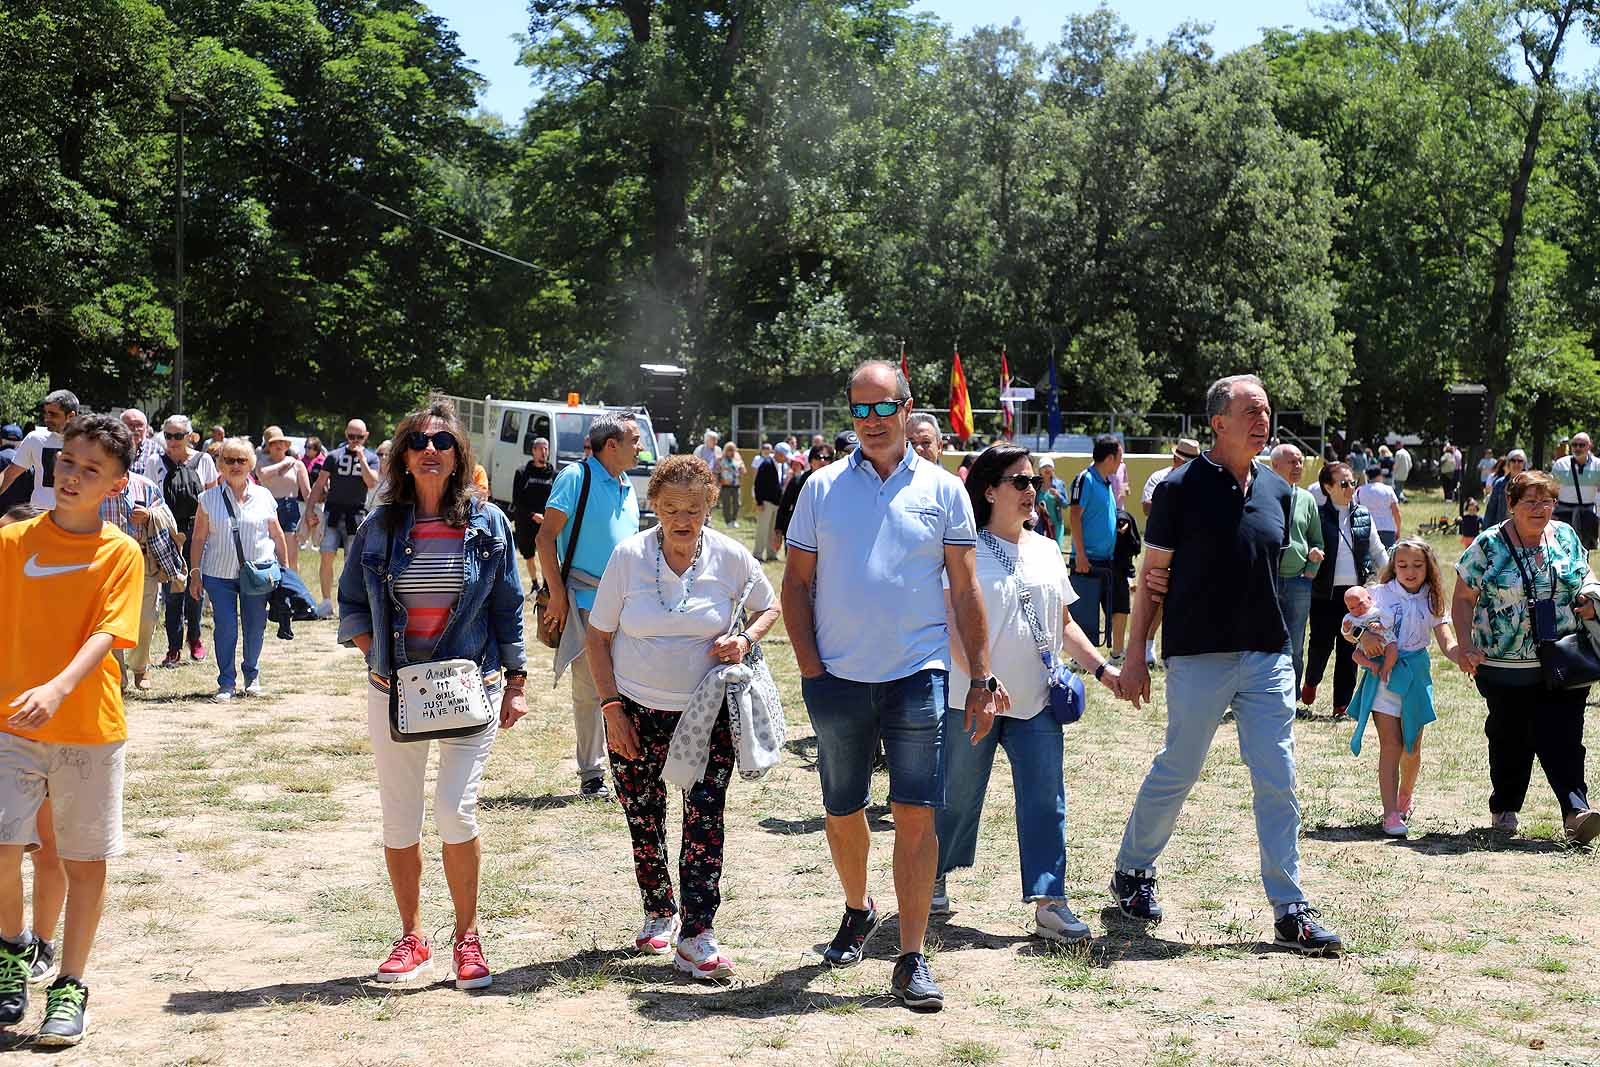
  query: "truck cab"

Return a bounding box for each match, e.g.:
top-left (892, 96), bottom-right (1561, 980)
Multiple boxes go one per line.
top-left (444, 394), bottom-right (660, 527)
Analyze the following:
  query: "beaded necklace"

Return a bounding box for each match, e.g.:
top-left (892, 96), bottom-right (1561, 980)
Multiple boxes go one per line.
top-left (654, 527), bottom-right (705, 612)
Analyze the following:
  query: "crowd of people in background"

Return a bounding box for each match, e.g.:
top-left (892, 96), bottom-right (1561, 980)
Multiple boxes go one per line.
top-left (2, 377), bottom-right (1600, 1047)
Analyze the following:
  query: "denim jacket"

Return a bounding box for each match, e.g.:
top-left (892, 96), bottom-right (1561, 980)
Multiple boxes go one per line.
top-left (337, 500), bottom-right (526, 678)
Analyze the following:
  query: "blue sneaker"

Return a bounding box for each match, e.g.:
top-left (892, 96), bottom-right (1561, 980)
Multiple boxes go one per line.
top-left (891, 952), bottom-right (944, 1012)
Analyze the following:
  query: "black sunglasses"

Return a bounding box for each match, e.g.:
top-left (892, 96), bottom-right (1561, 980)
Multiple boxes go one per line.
top-left (999, 474), bottom-right (1044, 493)
top-left (164, 431), bottom-right (187, 440)
top-left (1336, 479), bottom-right (1356, 488)
top-left (406, 430), bottom-right (457, 453)
top-left (849, 398), bottom-right (909, 419)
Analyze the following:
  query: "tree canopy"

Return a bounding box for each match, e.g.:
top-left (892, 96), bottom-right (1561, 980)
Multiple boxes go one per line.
top-left (2, 0), bottom-right (1597, 449)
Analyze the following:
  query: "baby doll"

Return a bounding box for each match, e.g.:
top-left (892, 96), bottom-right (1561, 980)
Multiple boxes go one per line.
top-left (1343, 584), bottom-right (1398, 680)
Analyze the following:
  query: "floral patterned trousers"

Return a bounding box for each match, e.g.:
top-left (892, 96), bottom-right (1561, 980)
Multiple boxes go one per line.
top-left (609, 696), bottom-right (734, 938)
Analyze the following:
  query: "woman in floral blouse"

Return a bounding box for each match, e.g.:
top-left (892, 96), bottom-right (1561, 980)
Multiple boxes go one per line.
top-left (1452, 470), bottom-right (1600, 844)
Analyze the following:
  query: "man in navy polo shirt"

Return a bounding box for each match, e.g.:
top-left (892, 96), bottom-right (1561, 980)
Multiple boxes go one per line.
top-left (1111, 374), bottom-right (1343, 957)
top-left (1068, 434), bottom-right (1121, 646)
top-left (784, 360), bottom-right (1000, 1012)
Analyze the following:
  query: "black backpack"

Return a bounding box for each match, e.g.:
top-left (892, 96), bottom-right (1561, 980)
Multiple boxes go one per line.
top-left (162, 453), bottom-right (206, 533)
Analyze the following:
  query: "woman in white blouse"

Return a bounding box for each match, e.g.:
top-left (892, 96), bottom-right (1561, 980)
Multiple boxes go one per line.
top-left (189, 437), bottom-right (287, 702)
top-left (586, 455), bottom-right (780, 980)
top-left (935, 444), bottom-right (1121, 943)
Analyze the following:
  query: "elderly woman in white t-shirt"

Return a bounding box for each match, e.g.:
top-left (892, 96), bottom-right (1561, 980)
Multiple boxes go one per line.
top-left (188, 436), bottom-right (288, 702)
top-left (586, 455), bottom-right (780, 980)
top-left (934, 444), bottom-right (1121, 943)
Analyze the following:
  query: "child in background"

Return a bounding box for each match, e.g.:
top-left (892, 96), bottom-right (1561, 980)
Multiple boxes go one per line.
top-left (0, 415), bottom-right (143, 1045)
top-left (1343, 539), bottom-right (1461, 839)
top-left (1342, 585), bottom-right (1398, 680)
top-left (1459, 497), bottom-right (1482, 547)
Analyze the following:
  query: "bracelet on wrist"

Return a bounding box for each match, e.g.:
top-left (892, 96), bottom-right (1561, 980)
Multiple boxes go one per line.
top-left (600, 697), bottom-right (624, 711)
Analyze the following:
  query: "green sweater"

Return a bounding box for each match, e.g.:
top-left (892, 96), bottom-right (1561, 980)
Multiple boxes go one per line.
top-left (1279, 486), bottom-right (1325, 578)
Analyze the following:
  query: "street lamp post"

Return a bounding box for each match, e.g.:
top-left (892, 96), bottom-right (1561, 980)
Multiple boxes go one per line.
top-left (167, 90), bottom-right (194, 412)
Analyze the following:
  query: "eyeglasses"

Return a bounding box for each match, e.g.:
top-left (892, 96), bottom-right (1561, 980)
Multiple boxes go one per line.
top-left (1516, 498), bottom-right (1556, 510)
top-left (164, 431), bottom-right (187, 440)
top-left (406, 430), bottom-right (457, 453)
top-left (221, 456), bottom-right (251, 466)
top-left (346, 433), bottom-right (368, 442)
top-left (1000, 474), bottom-right (1044, 493)
top-left (848, 398), bottom-right (909, 419)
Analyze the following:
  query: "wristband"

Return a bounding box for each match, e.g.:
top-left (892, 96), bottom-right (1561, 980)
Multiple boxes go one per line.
top-left (1094, 662), bottom-right (1108, 681)
top-left (600, 697), bottom-right (624, 711)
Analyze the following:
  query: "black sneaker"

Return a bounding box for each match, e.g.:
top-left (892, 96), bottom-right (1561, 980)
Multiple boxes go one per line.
top-left (0, 937), bottom-right (29, 1026)
top-left (1274, 906), bottom-right (1344, 957)
top-left (821, 899), bottom-right (880, 968)
top-left (890, 952), bottom-right (944, 1012)
top-left (1109, 870), bottom-right (1163, 923)
top-left (580, 777), bottom-right (612, 801)
top-left (36, 975), bottom-right (88, 1046)
top-left (25, 938), bottom-right (55, 985)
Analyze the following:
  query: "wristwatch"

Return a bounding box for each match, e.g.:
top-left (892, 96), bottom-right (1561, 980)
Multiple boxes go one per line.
top-left (1094, 662), bottom-right (1108, 681)
top-left (969, 674), bottom-right (998, 693)
top-left (504, 669), bottom-right (528, 683)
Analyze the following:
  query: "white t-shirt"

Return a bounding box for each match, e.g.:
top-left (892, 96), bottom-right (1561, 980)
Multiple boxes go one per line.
top-left (1141, 465), bottom-right (1171, 507)
top-left (1478, 456), bottom-right (1498, 486)
top-left (588, 526), bottom-right (777, 711)
top-left (1354, 481), bottom-right (1399, 533)
top-left (1331, 503), bottom-right (1390, 586)
top-left (1439, 449), bottom-right (1458, 475)
top-left (12, 428), bottom-right (63, 509)
top-left (948, 530), bottom-right (1079, 720)
top-left (1392, 448), bottom-right (1412, 481)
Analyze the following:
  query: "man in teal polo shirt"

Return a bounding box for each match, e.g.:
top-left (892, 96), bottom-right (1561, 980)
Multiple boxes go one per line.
top-left (1068, 434), bottom-right (1121, 646)
top-left (537, 413), bottom-right (642, 799)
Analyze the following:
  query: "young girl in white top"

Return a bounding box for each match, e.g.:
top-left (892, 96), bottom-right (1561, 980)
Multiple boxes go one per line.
top-left (1342, 539), bottom-right (1460, 837)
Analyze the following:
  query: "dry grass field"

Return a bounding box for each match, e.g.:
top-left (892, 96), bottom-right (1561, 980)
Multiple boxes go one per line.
top-left (10, 491), bottom-right (1596, 1066)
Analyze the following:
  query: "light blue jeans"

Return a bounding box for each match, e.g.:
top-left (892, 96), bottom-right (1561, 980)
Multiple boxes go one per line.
top-left (1277, 576), bottom-right (1314, 692)
top-left (936, 711), bottom-right (1067, 901)
top-left (1115, 651), bottom-right (1306, 917)
top-left (203, 575), bottom-right (269, 692)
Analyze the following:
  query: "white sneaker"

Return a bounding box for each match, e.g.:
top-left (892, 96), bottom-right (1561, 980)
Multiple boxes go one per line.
top-left (634, 913), bottom-right (681, 955)
top-left (211, 689), bottom-right (235, 703)
top-left (1035, 900), bottom-right (1092, 943)
top-left (242, 680), bottom-right (264, 697)
top-left (318, 598), bottom-right (334, 619)
top-left (930, 875), bottom-right (952, 916)
top-left (673, 931), bottom-right (734, 980)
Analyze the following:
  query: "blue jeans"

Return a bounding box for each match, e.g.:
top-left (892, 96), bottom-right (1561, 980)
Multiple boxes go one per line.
top-left (800, 669), bottom-right (947, 816)
top-left (1277, 576), bottom-right (1314, 692)
top-left (1115, 652), bottom-right (1306, 916)
top-left (203, 575), bottom-right (269, 691)
top-left (937, 711), bottom-right (1066, 901)
top-left (1068, 561), bottom-right (1114, 645)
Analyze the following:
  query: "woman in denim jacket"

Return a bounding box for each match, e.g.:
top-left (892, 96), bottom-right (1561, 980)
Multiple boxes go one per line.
top-left (337, 400), bottom-right (527, 991)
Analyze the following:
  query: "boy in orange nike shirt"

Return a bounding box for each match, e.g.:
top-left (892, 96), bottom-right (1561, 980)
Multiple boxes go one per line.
top-left (0, 414), bottom-right (141, 1046)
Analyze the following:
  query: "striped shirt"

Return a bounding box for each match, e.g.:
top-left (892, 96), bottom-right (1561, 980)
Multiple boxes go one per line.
top-left (198, 484), bottom-right (279, 580)
top-left (393, 517), bottom-right (466, 660)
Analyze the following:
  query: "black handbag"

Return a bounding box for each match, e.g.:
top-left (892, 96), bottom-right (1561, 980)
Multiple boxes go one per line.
top-left (1501, 527), bottom-right (1600, 691)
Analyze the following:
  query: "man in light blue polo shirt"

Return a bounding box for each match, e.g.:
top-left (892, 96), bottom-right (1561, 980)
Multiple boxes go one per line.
top-left (783, 360), bottom-right (1000, 1013)
top-left (1067, 433), bottom-right (1121, 646)
top-left (537, 412), bottom-right (642, 799)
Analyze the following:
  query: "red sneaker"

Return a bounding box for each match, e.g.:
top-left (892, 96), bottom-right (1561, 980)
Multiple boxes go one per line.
top-left (189, 641), bottom-right (206, 662)
top-left (375, 934), bottom-right (431, 982)
top-left (160, 650), bottom-right (182, 669)
top-left (452, 932), bottom-right (492, 990)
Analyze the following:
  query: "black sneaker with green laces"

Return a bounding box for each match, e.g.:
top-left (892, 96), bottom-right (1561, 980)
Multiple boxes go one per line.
top-left (0, 937), bottom-right (30, 1026)
top-left (26, 939), bottom-right (55, 985)
top-left (36, 975), bottom-right (89, 1046)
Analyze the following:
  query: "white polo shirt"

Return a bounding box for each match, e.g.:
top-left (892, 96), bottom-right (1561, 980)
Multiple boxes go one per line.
top-left (786, 445), bottom-right (976, 683)
top-left (1552, 455), bottom-right (1600, 507)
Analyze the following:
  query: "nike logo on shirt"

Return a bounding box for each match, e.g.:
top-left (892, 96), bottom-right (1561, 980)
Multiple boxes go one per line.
top-left (23, 555), bottom-right (92, 578)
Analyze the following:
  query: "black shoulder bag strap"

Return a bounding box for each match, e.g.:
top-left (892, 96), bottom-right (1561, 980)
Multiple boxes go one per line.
top-left (1571, 460), bottom-right (1585, 508)
top-left (560, 459), bottom-right (595, 590)
top-left (219, 488), bottom-right (248, 574)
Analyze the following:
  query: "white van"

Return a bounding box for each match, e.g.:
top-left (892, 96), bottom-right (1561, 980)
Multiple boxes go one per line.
top-left (440, 394), bottom-right (661, 526)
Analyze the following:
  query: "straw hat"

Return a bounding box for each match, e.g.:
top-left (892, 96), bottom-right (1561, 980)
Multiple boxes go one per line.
top-left (262, 425), bottom-right (290, 446)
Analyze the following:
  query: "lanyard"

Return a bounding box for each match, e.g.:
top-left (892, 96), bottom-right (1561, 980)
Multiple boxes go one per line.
top-left (1500, 525), bottom-right (1556, 605)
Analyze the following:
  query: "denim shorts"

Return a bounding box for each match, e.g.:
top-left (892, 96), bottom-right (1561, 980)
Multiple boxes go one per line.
top-left (800, 668), bottom-right (947, 816)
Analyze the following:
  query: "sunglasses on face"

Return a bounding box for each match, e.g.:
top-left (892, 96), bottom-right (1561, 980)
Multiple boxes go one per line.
top-left (164, 431), bottom-right (187, 440)
top-left (222, 456), bottom-right (251, 466)
top-left (849, 398), bottom-right (908, 419)
top-left (406, 430), bottom-right (457, 453)
top-left (346, 433), bottom-right (368, 442)
top-left (999, 474), bottom-right (1044, 493)
top-left (1337, 480), bottom-right (1356, 488)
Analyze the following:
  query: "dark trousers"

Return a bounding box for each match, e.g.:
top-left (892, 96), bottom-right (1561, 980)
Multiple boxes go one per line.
top-left (1304, 589), bottom-right (1357, 708)
top-left (164, 582), bottom-right (203, 652)
top-left (1068, 560), bottom-right (1115, 646)
top-left (608, 697), bottom-right (733, 938)
top-left (1477, 678), bottom-right (1591, 818)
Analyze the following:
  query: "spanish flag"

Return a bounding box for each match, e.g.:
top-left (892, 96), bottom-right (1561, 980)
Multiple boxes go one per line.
top-left (949, 349), bottom-right (975, 444)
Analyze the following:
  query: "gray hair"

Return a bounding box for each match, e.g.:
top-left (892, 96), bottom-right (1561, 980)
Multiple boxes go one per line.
top-left (532, 436), bottom-right (549, 449)
top-left (1270, 442), bottom-right (1302, 463)
top-left (163, 413), bottom-right (193, 434)
top-left (119, 407), bottom-right (148, 425)
top-left (1205, 374), bottom-right (1266, 419)
top-left (847, 360), bottom-right (911, 401)
top-left (43, 389), bottom-right (80, 413)
top-left (906, 412), bottom-right (942, 437)
top-left (589, 411), bottom-right (638, 452)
